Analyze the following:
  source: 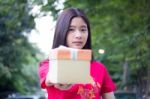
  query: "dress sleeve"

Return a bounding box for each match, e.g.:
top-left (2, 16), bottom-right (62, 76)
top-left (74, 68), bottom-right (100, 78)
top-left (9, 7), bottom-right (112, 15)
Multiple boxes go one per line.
top-left (38, 59), bottom-right (49, 88)
top-left (101, 65), bottom-right (116, 94)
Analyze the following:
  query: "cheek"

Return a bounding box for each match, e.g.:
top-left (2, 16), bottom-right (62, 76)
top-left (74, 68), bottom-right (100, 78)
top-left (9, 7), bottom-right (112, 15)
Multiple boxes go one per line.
top-left (84, 33), bottom-right (88, 42)
top-left (66, 34), bottom-right (72, 45)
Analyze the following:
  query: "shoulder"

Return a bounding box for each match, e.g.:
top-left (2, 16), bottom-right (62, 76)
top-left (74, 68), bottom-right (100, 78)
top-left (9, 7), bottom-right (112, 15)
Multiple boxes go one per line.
top-left (91, 61), bottom-right (107, 71)
top-left (90, 60), bottom-right (108, 77)
top-left (90, 61), bottom-right (111, 84)
top-left (39, 59), bottom-right (49, 67)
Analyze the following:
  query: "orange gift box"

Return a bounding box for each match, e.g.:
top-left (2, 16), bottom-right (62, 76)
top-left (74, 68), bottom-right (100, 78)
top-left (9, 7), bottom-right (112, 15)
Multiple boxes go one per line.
top-left (47, 48), bottom-right (92, 84)
top-left (49, 48), bottom-right (92, 60)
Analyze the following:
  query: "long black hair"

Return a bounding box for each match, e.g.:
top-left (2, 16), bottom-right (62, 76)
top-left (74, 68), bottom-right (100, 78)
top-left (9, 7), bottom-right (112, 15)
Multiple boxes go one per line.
top-left (52, 8), bottom-right (92, 50)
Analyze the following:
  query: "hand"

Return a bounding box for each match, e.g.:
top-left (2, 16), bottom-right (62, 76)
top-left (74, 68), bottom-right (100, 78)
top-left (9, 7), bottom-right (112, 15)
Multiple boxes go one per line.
top-left (102, 92), bottom-right (115, 99)
top-left (47, 45), bottom-right (73, 90)
top-left (58, 45), bottom-right (74, 50)
top-left (45, 73), bottom-right (54, 87)
top-left (54, 84), bottom-right (73, 90)
top-left (46, 74), bottom-right (72, 90)
top-left (58, 45), bottom-right (68, 49)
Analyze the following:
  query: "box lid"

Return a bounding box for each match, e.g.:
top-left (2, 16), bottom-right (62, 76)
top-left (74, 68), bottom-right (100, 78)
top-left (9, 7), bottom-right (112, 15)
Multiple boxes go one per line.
top-left (49, 48), bottom-right (92, 61)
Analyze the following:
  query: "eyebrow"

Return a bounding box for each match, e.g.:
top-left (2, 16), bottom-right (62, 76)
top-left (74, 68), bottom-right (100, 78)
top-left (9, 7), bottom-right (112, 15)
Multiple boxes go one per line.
top-left (69, 25), bottom-right (87, 28)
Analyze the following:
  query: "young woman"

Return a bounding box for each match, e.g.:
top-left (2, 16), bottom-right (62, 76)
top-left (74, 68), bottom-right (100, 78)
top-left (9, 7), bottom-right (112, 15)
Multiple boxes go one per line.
top-left (38, 8), bottom-right (116, 99)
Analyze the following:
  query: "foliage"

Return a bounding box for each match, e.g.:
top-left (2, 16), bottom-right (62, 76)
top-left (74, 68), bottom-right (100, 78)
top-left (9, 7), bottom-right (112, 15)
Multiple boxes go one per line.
top-left (36, 0), bottom-right (150, 97)
top-left (0, 0), bottom-right (41, 98)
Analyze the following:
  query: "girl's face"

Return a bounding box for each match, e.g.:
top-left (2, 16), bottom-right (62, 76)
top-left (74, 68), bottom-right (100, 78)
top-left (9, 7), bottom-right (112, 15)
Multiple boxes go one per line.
top-left (66, 17), bottom-right (88, 49)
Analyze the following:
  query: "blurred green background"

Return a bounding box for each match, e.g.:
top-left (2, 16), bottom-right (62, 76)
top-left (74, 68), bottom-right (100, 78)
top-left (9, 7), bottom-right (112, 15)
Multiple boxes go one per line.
top-left (0, 0), bottom-right (150, 99)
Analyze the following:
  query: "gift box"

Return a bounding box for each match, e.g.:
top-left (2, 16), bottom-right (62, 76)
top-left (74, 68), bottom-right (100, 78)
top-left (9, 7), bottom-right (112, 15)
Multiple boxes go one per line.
top-left (47, 48), bottom-right (92, 84)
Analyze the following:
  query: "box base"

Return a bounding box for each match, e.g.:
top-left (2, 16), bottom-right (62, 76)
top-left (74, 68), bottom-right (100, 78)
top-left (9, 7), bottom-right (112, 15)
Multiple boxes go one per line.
top-left (48, 60), bottom-right (91, 84)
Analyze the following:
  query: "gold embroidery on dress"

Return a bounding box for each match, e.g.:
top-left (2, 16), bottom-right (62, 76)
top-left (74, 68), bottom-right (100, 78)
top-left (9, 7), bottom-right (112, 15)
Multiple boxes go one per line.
top-left (77, 82), bottom-right (101, 99)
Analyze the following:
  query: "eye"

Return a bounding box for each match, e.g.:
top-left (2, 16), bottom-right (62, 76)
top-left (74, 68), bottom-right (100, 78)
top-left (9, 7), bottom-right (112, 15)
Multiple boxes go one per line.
top-left (80, 28), bottom-right (87, 32)
top-left (68, 28), bottom-right (75, 32)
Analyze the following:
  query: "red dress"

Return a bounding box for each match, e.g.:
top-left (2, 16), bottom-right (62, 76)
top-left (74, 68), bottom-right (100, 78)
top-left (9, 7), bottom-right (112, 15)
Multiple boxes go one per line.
top-left (38, 59), bottom-right (116, 99)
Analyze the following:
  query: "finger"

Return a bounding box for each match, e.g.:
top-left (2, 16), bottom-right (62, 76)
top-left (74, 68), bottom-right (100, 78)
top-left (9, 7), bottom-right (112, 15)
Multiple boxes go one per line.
top-left (54, 84), bottom-right (72, 90)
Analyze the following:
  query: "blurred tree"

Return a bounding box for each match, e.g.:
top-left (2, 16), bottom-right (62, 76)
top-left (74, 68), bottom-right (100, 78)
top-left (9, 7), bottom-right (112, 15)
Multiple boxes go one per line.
top-left (35, 0), bottom-right (150, 98)
top-left (0, 0), bottom-right (41, 98)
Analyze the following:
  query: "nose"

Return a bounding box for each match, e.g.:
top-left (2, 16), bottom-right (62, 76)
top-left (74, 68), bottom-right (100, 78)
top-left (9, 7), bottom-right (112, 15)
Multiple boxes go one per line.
top-left (74, 30), bottom-right (82, 39)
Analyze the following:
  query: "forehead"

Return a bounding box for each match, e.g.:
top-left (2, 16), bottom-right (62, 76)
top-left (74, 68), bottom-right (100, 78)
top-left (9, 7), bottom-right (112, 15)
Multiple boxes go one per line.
top-left (70, 17), bottom-right (87, 26)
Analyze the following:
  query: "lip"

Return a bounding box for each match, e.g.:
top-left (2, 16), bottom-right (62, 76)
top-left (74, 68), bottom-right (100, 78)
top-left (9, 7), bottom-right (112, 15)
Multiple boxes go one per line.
top-left (72, 41), bottom-right (83, 45)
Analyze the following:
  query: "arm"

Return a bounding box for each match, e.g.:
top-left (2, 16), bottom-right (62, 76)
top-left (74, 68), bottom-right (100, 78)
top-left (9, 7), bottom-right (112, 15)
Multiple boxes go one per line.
top-left (46, 73), bottom-right (73, 90)
top-left (102, 92), bottom-right (115, 99)
top-left (99, 63), bottom-right (116, 98)
top-left (39, 59), bottom-right (72, 90)
top-left (46, 72), bottom-right (72, 90)
top-left (38, 59), bottom-right (49, 88)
